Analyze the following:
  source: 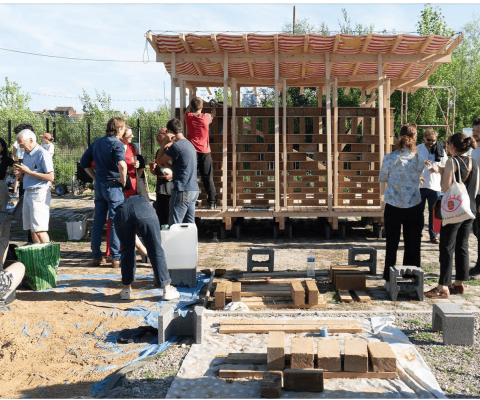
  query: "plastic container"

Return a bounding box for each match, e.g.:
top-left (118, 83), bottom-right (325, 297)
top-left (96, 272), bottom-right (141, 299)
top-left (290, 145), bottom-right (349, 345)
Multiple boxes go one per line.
top-left (307, 249), bottom-right (315, 278)
top-left (319, 327), bottom-right (328, 337)
top-left (160, 223), bottom-right (198, 269)
top-left (66, 214), bottom-right (87, 240)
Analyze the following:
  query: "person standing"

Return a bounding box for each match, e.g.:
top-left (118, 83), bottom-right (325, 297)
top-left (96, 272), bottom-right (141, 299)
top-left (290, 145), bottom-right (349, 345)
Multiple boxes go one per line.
top-left (13, 129), bottom-right (54, 243)
top-left (80, 117), bottom-right (127, 267)
top-left (379, 123), bottom-right (425, 283)
top-left (40, 133), bottom-right (55, 157)
top-left (157, 118), bottom-right (199, 225)
top-left (184, 97), bottom-right (217, 209)
top-left (417, 128), bottom-right (448, 244)
top-left (469, 118), bottom-right (480, 278)
top-left (425, 133), bottom-right (478, 298)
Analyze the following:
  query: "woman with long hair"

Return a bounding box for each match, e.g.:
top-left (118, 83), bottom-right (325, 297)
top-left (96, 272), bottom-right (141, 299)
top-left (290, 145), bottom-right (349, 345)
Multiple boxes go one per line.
top-left (425, 133), bottom-right (479, 298)
top-left (379, 123), bottom-right (426, 284)
top-left (0, 137), bottom-right (15, 181)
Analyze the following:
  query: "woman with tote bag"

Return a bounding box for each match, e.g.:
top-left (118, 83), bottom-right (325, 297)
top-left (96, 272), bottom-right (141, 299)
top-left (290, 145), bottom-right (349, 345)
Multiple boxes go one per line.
top-left (425, 132), bottom-right (479, 298)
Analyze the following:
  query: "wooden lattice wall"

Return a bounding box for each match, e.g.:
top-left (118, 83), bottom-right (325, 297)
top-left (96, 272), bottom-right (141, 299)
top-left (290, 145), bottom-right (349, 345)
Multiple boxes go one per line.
top-left (178, 107), bottom-right (394, 209)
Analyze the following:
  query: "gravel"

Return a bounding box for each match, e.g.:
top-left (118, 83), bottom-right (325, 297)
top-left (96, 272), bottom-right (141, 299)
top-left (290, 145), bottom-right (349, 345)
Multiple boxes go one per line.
top-left (120, 312), bottom-right (480, 399)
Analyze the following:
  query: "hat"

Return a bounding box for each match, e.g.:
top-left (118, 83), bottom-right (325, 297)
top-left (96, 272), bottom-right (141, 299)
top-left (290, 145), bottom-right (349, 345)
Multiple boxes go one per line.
top-left (40, 133), bottom-right (53, 141)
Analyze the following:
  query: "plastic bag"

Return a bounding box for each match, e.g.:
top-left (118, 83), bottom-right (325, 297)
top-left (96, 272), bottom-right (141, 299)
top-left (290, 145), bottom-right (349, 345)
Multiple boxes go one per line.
top-left (223, 302), bottom-right (249, 312)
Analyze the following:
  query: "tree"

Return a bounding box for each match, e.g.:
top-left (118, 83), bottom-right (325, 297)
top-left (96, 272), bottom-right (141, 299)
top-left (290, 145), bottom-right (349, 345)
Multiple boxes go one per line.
top-left (281, 17), bottom-right (329, 35)
top-left (416, 4), bottom-right (454, 37)
top-left (338, 8), bottom-right (374, 35)
top-left (0, 78), bottom-right (31, 113)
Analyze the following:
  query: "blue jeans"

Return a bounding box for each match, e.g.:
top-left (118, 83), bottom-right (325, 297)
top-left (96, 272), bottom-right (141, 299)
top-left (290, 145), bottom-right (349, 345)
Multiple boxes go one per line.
top-left (113, 196), bottom-right (171, 287)
top-left (169, 190), bottom-right (199, 226)
top-left (420, 188), bottom-right (441, 239)
top-left (92, 181), bottom-right (124, 261)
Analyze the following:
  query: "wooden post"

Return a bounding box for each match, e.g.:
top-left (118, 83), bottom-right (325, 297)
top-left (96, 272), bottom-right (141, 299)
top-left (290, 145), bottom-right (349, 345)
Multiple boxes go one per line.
top-left (274, 51), bottom-right (280, 211)
top-left (180, 79), bottom-right (186, 131)
top-left (170, 52), bottom-right (176, 119)
top-left (231, 78), bottom-right (237, 208)
top-left (223, 53), bottom-right (229, 211)
top-left (283, 78), bottom-right (287, 208)
top-left (325, 53), bottom-right (332, 211)
top-left (378, 54), bottom-right (385, 208)
top-left (400, 91), bottom-right (404, 125)
top-left (385, 79), bottom-right (391, 154)
top-left (333, 78), bottom-right (338, 208)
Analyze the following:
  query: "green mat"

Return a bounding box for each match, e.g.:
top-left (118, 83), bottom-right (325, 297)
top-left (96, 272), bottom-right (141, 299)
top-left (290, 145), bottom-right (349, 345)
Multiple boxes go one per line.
top-left (15, 243), bottom-right (60, 291)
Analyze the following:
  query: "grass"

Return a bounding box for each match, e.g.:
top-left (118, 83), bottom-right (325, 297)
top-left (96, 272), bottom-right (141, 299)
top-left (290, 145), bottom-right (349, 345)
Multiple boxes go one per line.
top-left (421, 264), bottom-right (437, 274)
top-left (141, 371), bottom-right (156, 381)
top-left (49, 229), bottom-right (67, 241)
top-left (466, 279), bottom-right (480, 286)
top-left (468, 385), bottom-right (476, 393)
top-left (461, 293), bottom-right (475, 299)
top-left (464, 349), bottom-right (474, 357)
top-left (405, 319), bottom-right (422, 325)
top-left (424, 278), bottom-right (438, 284)
top-left (414, 331), bottom-right (436, 341)
top-left (447, 388), bottom-right (455, 394)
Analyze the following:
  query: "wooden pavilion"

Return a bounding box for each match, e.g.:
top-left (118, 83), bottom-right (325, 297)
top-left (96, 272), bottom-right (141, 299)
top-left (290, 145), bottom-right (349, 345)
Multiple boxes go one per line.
top-left (146, 32), bottom-right (462, 236)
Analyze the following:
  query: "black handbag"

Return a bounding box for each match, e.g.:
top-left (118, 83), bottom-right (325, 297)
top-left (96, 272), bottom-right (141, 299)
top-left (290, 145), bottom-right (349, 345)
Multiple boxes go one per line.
top-left (433, 195), bottom-right (443, 220)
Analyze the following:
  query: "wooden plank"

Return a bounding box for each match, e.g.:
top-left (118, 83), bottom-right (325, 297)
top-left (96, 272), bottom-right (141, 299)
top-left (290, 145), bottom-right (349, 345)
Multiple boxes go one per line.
top-left (218, 370), bottom-right (396, 380)
top-left (338, 290), bottom-right (354, 303)
top-left (218, 370), bottom-right (264, 379)
top-left (222, 52), bottom-right (228, 211)
top-left (354, 290), bottom-right (371, 303)
top-left (274, 50), bottom-right (280, 211)
top-left (218, 324), bottom-right (362, 334)
top-left (215, 282), bottom-right (227, 308)
top-left (325, 53), bottom-right (332, 211)
top-left (241, 291), bottom-right (292, 297)
top-left (219, 319), bottom-right (360, 326)
top-left (219, 303), bottom-right (329, 310)
top-left (333, 78), bottom-right (339, 207)
top-left (290, 281), bottom-right (305, 306)
top-left (227, 353), bottom-right (267, 364)
top-left (232, 282), bottom-right (241, 302)
top-left (242, 270), bottom-right (328, 279)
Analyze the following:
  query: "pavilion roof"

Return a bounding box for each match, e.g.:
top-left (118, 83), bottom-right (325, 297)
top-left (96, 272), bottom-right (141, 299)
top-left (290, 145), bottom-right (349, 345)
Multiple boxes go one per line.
top-left (146, 32), bottom-right (462, 91)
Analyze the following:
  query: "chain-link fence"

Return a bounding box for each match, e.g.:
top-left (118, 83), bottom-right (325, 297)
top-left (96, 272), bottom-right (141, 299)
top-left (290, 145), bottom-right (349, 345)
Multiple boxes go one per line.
top-left (0, 116), bottom-right (168, 190)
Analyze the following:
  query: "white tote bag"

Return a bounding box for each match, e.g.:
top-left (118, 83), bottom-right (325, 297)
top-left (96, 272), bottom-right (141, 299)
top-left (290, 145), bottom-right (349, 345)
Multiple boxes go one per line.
top-left (441, 157), bottom-right (475, 226)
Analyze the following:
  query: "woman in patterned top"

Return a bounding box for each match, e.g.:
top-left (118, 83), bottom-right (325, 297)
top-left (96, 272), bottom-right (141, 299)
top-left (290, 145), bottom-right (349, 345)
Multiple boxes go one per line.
top-left (379, 123), bottom-right (426, 284)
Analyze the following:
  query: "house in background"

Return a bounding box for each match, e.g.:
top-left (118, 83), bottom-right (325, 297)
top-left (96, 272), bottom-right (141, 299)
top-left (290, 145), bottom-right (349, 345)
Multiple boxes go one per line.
top-left (49, 107), bottom-right (84, 120)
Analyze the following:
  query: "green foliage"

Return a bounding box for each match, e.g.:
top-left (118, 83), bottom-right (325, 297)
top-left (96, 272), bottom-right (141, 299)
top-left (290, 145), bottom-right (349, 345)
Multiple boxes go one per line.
top-left (281, 17), bottom-right (329, 35)
top-left (0, 78), bottom-right (31, 114)
top-left (338, 8), bottom-right (374, 35)
top-left (214, 88), bottom-right (232, 105)
top-left (416, 4), bottom-right (454, 36)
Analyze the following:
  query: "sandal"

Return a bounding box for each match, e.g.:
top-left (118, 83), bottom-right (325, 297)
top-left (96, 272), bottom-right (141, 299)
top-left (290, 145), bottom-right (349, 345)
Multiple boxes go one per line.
top-left (447, 283), bottom-right (465, 294)
top-left (424, 287), bottom-right (450, 298)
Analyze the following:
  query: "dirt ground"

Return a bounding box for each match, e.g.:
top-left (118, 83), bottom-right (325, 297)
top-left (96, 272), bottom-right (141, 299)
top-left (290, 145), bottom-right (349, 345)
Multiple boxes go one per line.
top-left (2, 193), bottom-right (480, 398)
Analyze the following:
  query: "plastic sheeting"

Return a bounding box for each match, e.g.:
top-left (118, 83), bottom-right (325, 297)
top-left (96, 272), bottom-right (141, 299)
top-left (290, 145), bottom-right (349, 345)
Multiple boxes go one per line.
top-left (166, 315), bottom-right (445, 399)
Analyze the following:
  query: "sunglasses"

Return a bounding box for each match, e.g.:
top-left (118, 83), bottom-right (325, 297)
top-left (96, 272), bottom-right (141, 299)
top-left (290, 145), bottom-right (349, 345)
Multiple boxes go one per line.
top-left (424, 138), bottom-right (436, 142)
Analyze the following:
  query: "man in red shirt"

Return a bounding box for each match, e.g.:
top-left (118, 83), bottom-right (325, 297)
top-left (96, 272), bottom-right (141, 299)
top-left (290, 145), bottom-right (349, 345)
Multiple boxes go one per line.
top-left (184, 97), bottom-right (217, 209)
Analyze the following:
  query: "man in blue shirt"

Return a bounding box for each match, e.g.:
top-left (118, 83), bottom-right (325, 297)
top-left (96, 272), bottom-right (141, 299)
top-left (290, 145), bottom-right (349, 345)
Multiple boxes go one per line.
top-left (80, 117), bottom-right (127, 267)
top-left (13, 129), bottom-right (54, 243)
top-left (156, 118), bottom-right (199, 225)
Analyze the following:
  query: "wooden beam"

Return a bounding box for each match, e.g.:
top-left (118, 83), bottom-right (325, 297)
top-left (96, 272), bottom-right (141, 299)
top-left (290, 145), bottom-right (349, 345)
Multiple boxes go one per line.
top-left (326, 53), bottom-right (332, 211)
top-left (274, 50), bottom-right (280, 211)
top-left (274, 34), bottom-right (279, 53)
top-left (301, 34), bottom-right (309, 79)
top-left (444, 34), bottom-right (463, 55)
top-left (400, 63), bottom-right (414, 80)
top-left (385, 79), bottom-right (391, 155)
top-left (211, 33), bottom-right (221, 53)
top-left (219, 324), bottom-right (362, 334)
top-left (231, 78), bottom-right (237, 208)
top-left (378, 54), bottom-right (385, 206)
top-left (389, 34), bottom-right (403, 54)
top-left (362, 34), bottom-right (372, 53)
top-left (419, 34), bottom-right (435, 53)
top-left (222, 52), bottom-right (228, 211)
top-left (243, 33), bottom-right (255, 79)
top-left (179, 78), bottom-right (186, 130)
top-left (146, 32), bottom-right (160, 54)
top-left (344, 87), bottom-right (350, 95)
top-left (333, 78), bottom-right (338, 207)
top-left (170, 52), bottom-right (176, 118)
top-left (282, 78), bottom-right (287, 207)
top-left (220, 318), bottom-right (360, 326)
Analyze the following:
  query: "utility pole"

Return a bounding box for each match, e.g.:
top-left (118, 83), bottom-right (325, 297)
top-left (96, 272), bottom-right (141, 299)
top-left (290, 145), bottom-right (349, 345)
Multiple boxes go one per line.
top-left (293, 6), bottom-right (296, 34)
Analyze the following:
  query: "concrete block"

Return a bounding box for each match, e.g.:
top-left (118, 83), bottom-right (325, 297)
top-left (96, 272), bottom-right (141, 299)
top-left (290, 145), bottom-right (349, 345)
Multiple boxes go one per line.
top-left (267, 331), bottom-right (285, 371)
top-left (344, 339), bottom-right (368, 372)
top-left (335, 274), bottom-right (366, 291)
top-left (169, 268), bottom-right (197, 288)
top-left (158, 306), bottom-right (205, 344)
top-left (290, 337), bottom-right (314, 369)
top-left (367, 342), bottom-right (396, 372)
top-left (317, 340), bottom-right (341, 372)
top-left (348, 246), bottom-right (377, 275)
top-left (283, 369), bottom-right (324, 392)
top-left (247, 247), bottom-right (274, 273)
top-left (388, 266), bottom-right (424, 302)
top-left (290, 281), bottom-right (305, 306)
top-left (260, 371), bottom-right (282, 398)
top-left (305, 280), bottom-right (319, 305)
top-left (232, 282), bottom-right (242, 302)
top-left (432, 303), bottom-right (475, 345)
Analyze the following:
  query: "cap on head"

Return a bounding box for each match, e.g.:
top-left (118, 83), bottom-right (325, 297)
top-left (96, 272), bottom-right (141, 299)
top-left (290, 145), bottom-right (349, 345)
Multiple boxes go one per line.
top-left (40, 133), bottom-right (53, 141)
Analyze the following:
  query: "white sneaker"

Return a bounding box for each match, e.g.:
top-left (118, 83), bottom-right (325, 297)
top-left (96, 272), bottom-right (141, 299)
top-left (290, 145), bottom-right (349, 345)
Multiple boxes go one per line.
top-left (119, 287), bottom-right (131, 300)
top-left (163, 285), bottom-right (180, 301)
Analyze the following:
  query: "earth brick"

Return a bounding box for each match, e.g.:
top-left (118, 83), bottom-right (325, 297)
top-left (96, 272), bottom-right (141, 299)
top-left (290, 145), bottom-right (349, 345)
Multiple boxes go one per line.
top-left (335, 274), bottom-right (366, 291)
top-left (231, 282), bottom-right (242, 302)
top-left (290, 281), bottom-right (305, 306)
top-left (305, 280), bottom-right (319, 305)
top-left (317, 339), bottom-right (341, 372)
top-left (290, 337), bottom-right (314, 369)
top-left (344, 339), bottom-right (368, 373)
top-left (367, 342), bottom-right (397, 372)
top-left (260, 371), bottom-right (282, 398)
top-left (267, 331), bottom-right (285, 371)
top-left (283, 369), bottom-right (324, 392)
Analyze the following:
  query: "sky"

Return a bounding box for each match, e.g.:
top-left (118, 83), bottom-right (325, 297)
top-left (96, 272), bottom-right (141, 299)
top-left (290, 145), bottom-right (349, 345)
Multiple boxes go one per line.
top-left (1, 2), bottom-right (480, 115)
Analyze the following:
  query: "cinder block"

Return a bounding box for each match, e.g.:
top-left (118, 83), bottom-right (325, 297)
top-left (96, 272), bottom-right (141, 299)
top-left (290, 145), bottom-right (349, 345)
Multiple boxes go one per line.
top-left (194, 306), bottom-right (204, 344)
top-left (290, 281), bottom-right (305, 306)
top-left (158, 306), bottom-right (205, 344)
top-left (290, 337), bottom-right (314, 369)
top-left (283, 369), bottom-right (324, 392)
top-left (260, 371), bottom-right (282, 398)
top-left (158, 307), bottom-right (174, 343)
top-left (232, 282), bottom-right (242, 302)
top-left (388, 266), bottom-right (424, 302)
top-left (367, 342), bottom-right (396, 372)
top-left (432, 303), bottom-right (475, 345)
top-left (305, 280), bottom-right (319, 305)
top-left (169, 268), bottom-right (197, 288)
top-left (215, 282), bottom-right (227, 308)
top-left (247, 247), bottom-right (275, 273)
top-left (317, 340), bottom-right (341, 372)
top-left (267, 331), bottom-right (285, 371)
top-left (335, 274), bottom-right (366, 291)
top-left (344, 339), bottom-right (368, 372)
top-left (348, 246), bottom-right (377, 275)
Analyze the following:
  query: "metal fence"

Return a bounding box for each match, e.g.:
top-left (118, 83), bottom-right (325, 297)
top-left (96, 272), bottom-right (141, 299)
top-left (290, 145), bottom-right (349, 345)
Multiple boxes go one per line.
top-left (0, 117), bottom-right (165, 189)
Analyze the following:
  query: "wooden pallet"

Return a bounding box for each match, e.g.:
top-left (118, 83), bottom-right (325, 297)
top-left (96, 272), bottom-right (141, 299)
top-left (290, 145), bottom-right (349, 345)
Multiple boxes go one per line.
top-left (338, 290), bottom-right (372, 303)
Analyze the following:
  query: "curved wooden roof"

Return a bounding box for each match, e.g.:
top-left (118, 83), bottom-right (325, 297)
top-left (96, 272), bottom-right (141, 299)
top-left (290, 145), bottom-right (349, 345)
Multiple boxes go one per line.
top-left (146, 32), bottom-right (462, 91)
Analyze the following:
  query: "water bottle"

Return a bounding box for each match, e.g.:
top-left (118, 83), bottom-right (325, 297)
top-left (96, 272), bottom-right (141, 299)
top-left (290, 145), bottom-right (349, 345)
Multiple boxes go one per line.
top-left (307, 250), bottom-right (315, 278)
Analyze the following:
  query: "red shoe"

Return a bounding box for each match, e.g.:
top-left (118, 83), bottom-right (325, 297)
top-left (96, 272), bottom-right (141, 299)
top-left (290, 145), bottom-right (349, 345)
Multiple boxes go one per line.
top-left (424, 287), bottom-right (449, 298)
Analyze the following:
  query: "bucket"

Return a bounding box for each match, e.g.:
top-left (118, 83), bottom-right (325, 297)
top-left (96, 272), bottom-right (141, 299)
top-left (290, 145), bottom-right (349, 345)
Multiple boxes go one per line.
top-left (432, 206), bottom-right (441, 234)
top-left (66, 214), bottom-right (87, 240)
top-left (160, 223), bottom-right (198, 270)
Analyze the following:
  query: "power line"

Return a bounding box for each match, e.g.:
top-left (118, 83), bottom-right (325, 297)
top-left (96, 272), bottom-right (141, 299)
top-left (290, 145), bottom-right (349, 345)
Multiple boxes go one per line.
top-left (28, 92), bottom-right (160, 102)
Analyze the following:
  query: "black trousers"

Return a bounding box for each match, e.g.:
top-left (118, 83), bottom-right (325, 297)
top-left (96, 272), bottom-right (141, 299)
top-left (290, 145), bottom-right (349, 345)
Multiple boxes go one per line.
top-left (197, 152), bottom-right (217, 206)
top-left (472, 195), bottom-right (480, 267)
top-left (383, 202), bottom-right (424, 281)
top-left (439, 219), bottom-right (473, 285)
top-left (155, 194), bottom-right (171, 228)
